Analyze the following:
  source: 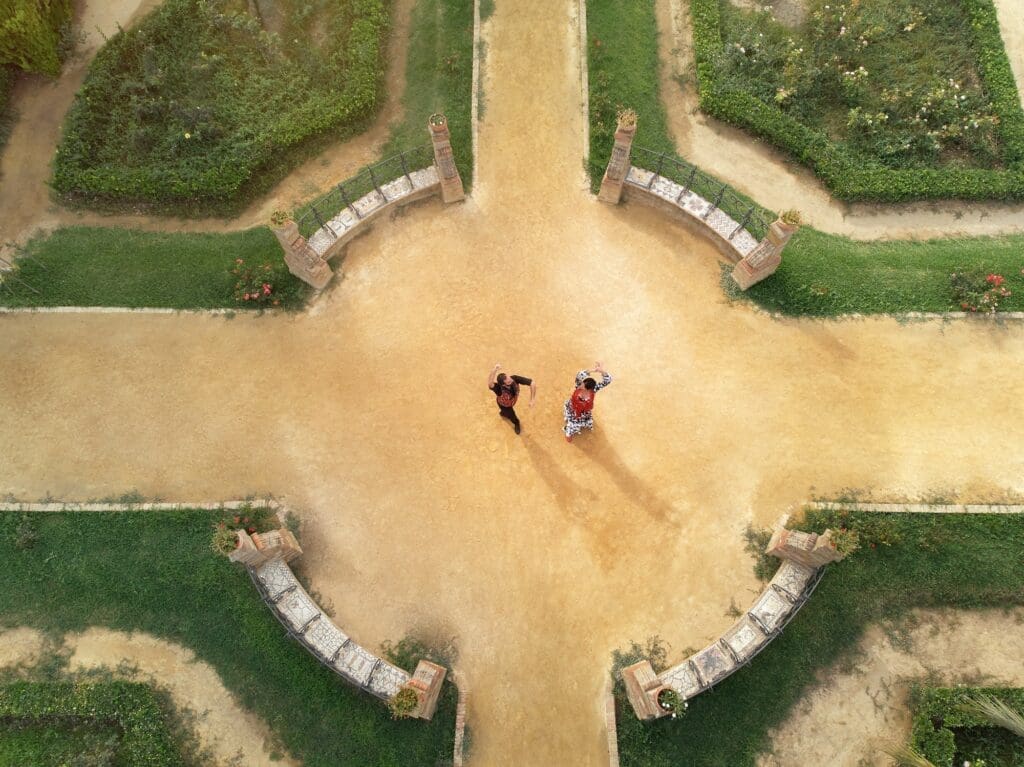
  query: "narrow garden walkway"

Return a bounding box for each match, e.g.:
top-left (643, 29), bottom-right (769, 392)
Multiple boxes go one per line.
top-left (757, 608), bottom-right (1024, 766)
top-left (657, 0), bottom-right (1024, 240)
top-left (1, 1), bottom-right (1024, 765)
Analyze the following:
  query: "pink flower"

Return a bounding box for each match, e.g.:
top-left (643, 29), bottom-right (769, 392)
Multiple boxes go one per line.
top-left (262, 283), bottom-right (272, 296)
top-left (243, 293), bottom-right (250, 300)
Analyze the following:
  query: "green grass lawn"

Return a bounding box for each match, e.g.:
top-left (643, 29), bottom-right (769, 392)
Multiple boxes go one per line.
top-left (0, 227), bottom-right (308, 309)
top-left (586, 0), bottom-right (1024, 316)
top-left (53, 0), bottom-right (389, 213)
top-left (0, 510), bottom-right (457, 767)
top-left (614, 510), bottom-right (1024, 766)
top-left (0, 723), bottom-right (122, 766)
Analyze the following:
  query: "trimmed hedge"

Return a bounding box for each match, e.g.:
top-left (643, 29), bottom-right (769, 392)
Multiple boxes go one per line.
top-left (691, 0), bottom-right (1024, 201)
top-left (0, 0), bottom-right (72, 76)
top-left (911, 686), bottom-right (1024, 766)
top-left (0, 681), bottom-right (185, 765)
top-left (53, 0), bottom-right (389, 209)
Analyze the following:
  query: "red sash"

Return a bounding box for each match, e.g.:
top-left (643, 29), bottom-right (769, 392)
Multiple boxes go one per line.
top-left (570, 387), bottom-right (594, 418)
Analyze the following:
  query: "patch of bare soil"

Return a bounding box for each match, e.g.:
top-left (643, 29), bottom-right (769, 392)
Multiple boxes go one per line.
top-left (730, 0), bottom-right (806, 29)
top-left (758, 608), bottom-right (1024, 766)
top-left (0, 0), bottom-right (413, 254)
top-left (66, 628), bottom-right (296, 766)
top-left (658, 0), bottom-right (1024, 240)
top-left (0, 626), bottom-right (46, 669)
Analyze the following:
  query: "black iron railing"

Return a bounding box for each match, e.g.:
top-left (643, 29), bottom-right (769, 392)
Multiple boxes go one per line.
top-left (628, 147), bottom-right (771, 241)
top-left (295, 144), bottom-right (435, 238)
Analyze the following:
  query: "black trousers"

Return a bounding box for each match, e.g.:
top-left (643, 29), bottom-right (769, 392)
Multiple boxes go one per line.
top-left (498, 405), bottom-right (520, 428)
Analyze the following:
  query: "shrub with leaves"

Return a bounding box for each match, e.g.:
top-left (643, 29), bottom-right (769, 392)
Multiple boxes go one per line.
top-left (0, 0), bottom-right (72, 76)
top-left (231, 258), bottom-right (281, 307)
top-left (388, 687), bottom-right (420, 719)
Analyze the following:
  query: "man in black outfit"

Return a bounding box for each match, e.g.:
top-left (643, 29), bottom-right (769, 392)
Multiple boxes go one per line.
top-left (487, 363), bottom-right (536, 435)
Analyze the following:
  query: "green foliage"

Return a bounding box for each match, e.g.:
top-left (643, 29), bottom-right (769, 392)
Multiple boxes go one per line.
top-left (743, 524), bottom-right (779, 581)
top-left (616, 512), bottom-right (1024, 766)
top-left (0, 510), bottom-right (458, 766)
top-left (690, 0), bottom-right (1024, 201)
top-left (0, 0), bottom-right (72, 76)
top-left (210, 524), bottom-right (238, 555)
top-left (910, 686), bottom-right (1024, 766)
top-left (0, 681), bottom-right (185, 765)
top-left (53, 0), bottom-right (389, 210)
top-left (0, 226), bottom-right (308, 309)
top-left (0, 64), bottom-right (15, 149)
top-left (611, 636), bottom-right (669, 678)
top-left (12, 514), bottom-right (38, 550)
top-left (388, 687), bottom-right (420, 719)
top-left (829, 526), bottom-right (860, 555)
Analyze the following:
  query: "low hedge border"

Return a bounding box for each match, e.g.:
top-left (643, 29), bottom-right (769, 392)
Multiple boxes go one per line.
top-left (910, 686), bottom-right (1024, 766)
top-left (690, 0), bottom-right (1024, 202)
top-left (52, 0), bottom-right (389, 208)
top-left (0, 680), bottom-right (185, 765)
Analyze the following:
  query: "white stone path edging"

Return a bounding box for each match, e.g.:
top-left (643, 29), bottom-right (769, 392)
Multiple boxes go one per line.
top-left (452, 669), bottom-right (469, 767)
top-left (807, 501), bottom-right (1024, 514)
top-left (0, 306), bottom-right (241, 315)
top-left (605, 679), bottom-right (620, 767)
top-left (0, 499), bottom-right (278, 512)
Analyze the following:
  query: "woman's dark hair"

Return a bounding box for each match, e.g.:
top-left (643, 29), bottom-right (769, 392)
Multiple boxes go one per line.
top-left (497, 373), bottom-right (508, 385)
top-left (583, 377), bottom-right (597, 390)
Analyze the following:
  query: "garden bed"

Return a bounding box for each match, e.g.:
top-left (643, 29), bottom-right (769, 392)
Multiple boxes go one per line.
top-left (0, 681), bottom-right (186, 765)
top-left (0, 509), bottom-right (458, 767)
top-left (909, 685), bottom-right (1024, 766)
top-left (52, 0), bottom-right (390, 213)
top-left (692, 0), bottom-right (1024, 201)
top-left (613, 510), bottom-right (1024, 766)
top-left (586, 0), bottom-right (1024, 316)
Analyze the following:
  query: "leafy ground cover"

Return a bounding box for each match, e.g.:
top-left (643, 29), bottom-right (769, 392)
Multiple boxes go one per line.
top-left (0, 227), bottom-right (308, 309)
top-left (910, 686), bottom-right (1024, 766)
top-left (53, 0), bottom-right (389, 212)
top-left (0, 0), bottom-right (73, 76)
top-left (0, 510), bottom-right (457, 767)
top-left (0, 66), bottom-right (14, 151)
top-left (586, 0), bottom-right (1024, 315)
top-left (693, 0), bottom-right (1024, 201)
top-left (0, 681), bottom-right (186, 765)
top-left (614, 510), bottom-right (1024, 766)
top-left (295, 0), bottom-right (474, 230)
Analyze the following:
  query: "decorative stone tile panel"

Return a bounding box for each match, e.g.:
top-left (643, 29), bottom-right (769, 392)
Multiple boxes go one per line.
top-left (334, 642), bottom-right (378, 686)
top-left (254, 558), bottom-right (299, 602)
top-left (660, 660), bottom-right (703, 699)
top-left (771, 560), bottom-right (816, 600)
top-left (304, 617), bottom-right (349, 661)
top-left (368, 661), bottom-right (411, 698)
top-left (748, 585), bottom-right (796, 634)
top-left (277, 590), bottom-right (319, 633)
top-left (721, 615), bottom-right (769, 662)
top-left (691, 643), bottom-right (736, 687)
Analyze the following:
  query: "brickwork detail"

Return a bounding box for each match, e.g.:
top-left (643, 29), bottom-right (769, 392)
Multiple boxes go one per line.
top-left (271, 220), bottom-right (333, 290)
top-left (599, 118), bottom-right (637, 204)
top-left (429, 114), bottom-right (465, 203)
top-left (732, 218), bottom-right (799, 290)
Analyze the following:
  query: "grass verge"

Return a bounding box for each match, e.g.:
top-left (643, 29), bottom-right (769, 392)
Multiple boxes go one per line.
top-left (0, 510), bottom-right (457, 767)
top-left (586, 0), bottom-right (1024, 316)
top-left (614, 510), bottom-right (1024, 766)
top-left (0, 227), bottom-right (308, 309)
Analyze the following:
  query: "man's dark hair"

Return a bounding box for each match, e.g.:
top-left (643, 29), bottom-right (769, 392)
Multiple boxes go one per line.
top-left (497, 373), bottom-right (508, 385)
top-left (583, 377), bottom-right (597, 390)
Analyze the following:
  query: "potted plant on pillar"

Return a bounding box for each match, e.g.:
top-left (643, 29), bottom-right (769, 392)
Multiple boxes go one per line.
top-left (388, 687), bottom-right (422, 719)
top-left (656, 687), bottom-right (688, 719)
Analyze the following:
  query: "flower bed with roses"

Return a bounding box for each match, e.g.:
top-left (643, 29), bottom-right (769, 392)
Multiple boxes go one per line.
top-left (232, 259), bottom-right (283, 307)
top-left (949, 271), bottom-right (1013, 313)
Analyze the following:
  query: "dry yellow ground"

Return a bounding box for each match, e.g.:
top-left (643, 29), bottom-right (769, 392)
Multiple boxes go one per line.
top-left (2, 0), bottom-right (1024, 765)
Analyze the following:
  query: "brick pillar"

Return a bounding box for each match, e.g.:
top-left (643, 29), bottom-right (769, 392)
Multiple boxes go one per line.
top-left (765, 526), bottom-right (844, 567)
top-left (428, 114), bottom-right (465, 203)
top-left (598, 113), bottom-right (638, 204)
top-left (404, 660), bottom-right (447, 720)
top-left (731, 217), bottom-right (799, 290)
top-left (620, 660), bottom-right (669, 720)
top-left (271, 219), bottom-right (333, 290)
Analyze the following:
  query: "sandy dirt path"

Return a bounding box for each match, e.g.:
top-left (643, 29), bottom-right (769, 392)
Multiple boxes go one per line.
top-left (0, 0), bottom-right (413, 254)
top-left (2, 0), bottom-right (1024, 765)
top-left (758, 608), bottom-right (1024, 767)
top-left (0, 626), bottom-right (290, 765)
top-left (656, 0), bottom-right (1024, 240)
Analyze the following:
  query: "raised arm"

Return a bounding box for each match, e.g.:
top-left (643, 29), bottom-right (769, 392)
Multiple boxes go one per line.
top-left (529, 380), bottom-right (537, 407)
top-left (593, 361), bottom-right (612, 390)
top-left (488, 363), bottom-right (501, 388)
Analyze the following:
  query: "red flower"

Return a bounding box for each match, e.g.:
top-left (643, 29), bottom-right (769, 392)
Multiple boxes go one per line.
top-left (243, 293), bottom-right (250, 300)
top-left (262, 283), bottom-right (272, 296)
top-left (247, 526), bottom-right (257, 534)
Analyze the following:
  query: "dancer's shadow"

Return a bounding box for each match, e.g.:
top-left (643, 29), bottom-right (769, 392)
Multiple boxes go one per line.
top-left (521, 434), bottom-right (598, 519)
top-left (575, 428), bottom-right (682, 528)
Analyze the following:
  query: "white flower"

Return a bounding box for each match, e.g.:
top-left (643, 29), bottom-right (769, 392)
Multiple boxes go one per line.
top-left (184, 132), bottom-right (191, 139)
